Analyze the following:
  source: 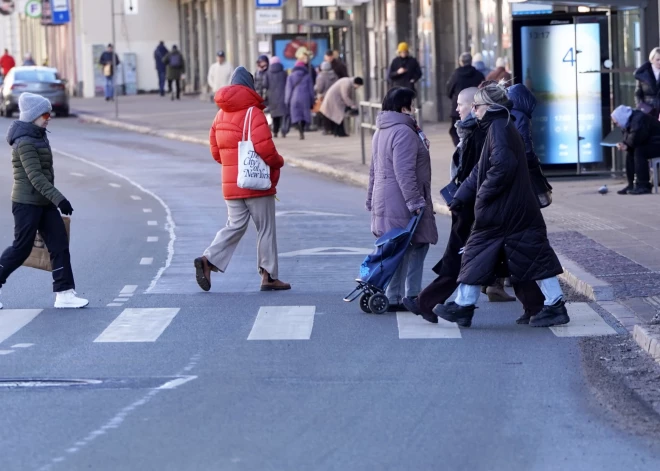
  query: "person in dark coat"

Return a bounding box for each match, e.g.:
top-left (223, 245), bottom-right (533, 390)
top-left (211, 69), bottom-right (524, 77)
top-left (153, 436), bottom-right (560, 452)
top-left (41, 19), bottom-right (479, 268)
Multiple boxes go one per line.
top-left (162, 45), bottom-right (185, 100)
top-left (388, 42), bottom-right (423, 91)
top-left (265, 57), bottom-right (288, 138)
top-left (285, 54), bottom-right (315, 140)
top-left (254, 55), bottom-right (269, 102)
top-left (433, 82), bottom-right (569, 329)
top-left (472, 53), bottom-right (491, 78)
top-left (508, 83), bottom-right (553, 208)
top-left (612, 105), bottom-right (660, 195)
top-left (324, 50), bottom-right (348, 79)
top-left (446, 52), bottom-right (485, 146)
top-left (366, 87), bottom-right (438, 311)
top-left (633, 47), bottom-right (660, 118)
top-left (99, 44), bottom-right (120, 101)
top-left (154, 41), bottom-right (168, 96)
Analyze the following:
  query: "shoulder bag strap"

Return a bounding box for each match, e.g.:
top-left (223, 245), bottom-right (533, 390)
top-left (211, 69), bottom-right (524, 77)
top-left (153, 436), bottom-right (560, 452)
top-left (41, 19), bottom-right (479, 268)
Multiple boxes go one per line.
top-left (242, 106), bottom-right (254, 141)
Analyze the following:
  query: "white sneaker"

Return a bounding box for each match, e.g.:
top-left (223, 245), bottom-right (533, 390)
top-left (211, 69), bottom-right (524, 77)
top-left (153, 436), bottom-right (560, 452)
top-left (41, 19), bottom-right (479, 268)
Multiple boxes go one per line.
top-left (54, 289), bottom-right (89, 309)
top-left (0, 289), bottom-right (3, 310)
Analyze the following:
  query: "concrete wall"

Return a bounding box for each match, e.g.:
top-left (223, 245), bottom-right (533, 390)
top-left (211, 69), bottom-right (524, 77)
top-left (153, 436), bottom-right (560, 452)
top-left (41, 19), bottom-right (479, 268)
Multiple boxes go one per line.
top-left (77, 0), bottom-right (180, 97)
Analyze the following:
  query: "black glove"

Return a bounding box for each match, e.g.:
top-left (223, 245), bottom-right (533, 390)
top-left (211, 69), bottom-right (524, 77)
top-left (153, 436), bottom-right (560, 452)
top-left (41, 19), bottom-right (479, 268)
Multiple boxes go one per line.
top-left (58, 199), bottom-right (73, 216)
top-left (448, 198), bottom-right (463, 213)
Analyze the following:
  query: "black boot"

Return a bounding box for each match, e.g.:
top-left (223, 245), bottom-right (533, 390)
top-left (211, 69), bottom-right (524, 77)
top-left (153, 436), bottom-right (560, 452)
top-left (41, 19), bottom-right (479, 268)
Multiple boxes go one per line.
top-left (617, 184), bottom-right (633, 195)
top-left (516, 307), bottom-right (542, 325)
top-left (628, 185), bottom-right (652, 195)
top-left (529, 300), bottom-right (570, 327)
top-left (433, 302), bottom-right (476, 327)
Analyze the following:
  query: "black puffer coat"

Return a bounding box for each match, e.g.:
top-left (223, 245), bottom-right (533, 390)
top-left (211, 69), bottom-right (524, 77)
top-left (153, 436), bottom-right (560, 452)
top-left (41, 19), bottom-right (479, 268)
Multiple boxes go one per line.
top-left (622, 109), bottom-right (660, 151)
top-left (454, 109), bottom-right (563, 286)
top-left (634, 62), bottom-right (660, 117)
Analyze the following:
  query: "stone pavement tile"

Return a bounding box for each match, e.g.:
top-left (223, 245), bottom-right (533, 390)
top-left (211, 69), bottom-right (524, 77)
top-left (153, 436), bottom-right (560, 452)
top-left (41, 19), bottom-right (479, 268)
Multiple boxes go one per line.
top-left (633, 324), bottom-right (660, 361)
top-left (622, 297), bottom-right (660, 323)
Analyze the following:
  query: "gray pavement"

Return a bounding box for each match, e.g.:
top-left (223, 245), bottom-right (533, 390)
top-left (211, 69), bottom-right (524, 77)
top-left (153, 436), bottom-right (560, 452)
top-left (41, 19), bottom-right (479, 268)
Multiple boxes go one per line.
top-left (0, 117), bottom-right (660, 470)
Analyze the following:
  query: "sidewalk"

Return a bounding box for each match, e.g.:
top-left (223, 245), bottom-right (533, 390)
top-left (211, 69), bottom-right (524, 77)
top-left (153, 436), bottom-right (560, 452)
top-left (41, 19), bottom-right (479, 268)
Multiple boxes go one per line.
top-left (69, 95), bottom-right (660, 336)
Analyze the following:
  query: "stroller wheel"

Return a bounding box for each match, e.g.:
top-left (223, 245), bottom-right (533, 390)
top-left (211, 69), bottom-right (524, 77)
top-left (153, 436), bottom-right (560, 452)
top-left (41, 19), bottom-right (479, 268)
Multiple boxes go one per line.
top-left (359, 293), bottom-right (372, 313)
top-left (368, 294), bottom-right (389, 315)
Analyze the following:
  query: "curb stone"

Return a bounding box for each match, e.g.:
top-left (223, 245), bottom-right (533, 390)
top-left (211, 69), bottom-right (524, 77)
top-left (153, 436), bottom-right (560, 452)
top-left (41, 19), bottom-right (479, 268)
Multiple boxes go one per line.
top-left (633, 325), bottom-right (660, 363)
top-left (73, 112), bottom-right (622, 306)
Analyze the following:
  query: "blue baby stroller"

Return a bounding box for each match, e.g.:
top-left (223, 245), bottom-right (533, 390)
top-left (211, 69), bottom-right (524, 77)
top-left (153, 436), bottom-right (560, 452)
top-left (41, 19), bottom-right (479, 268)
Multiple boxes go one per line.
top-left (343, 210), bottom-right (424, 314)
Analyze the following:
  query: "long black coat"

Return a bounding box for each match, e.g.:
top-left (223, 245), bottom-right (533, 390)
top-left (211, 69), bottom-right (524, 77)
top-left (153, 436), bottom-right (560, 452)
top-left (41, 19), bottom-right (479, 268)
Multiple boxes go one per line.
top-left (622, 109), bottom-right (660, 152)
top-left (634, 62), bottom-right (660, 117)
top-left (446, 66), bottom-right (485, 118)
top-left (389, 56), bottom-right (423, 90)
top-left (454, 110), bottom-right (563, 286)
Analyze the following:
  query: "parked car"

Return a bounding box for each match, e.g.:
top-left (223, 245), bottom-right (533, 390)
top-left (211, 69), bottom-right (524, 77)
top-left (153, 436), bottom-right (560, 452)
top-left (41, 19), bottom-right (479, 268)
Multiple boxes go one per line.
top-left (0, 66), bottom-right (69, 118)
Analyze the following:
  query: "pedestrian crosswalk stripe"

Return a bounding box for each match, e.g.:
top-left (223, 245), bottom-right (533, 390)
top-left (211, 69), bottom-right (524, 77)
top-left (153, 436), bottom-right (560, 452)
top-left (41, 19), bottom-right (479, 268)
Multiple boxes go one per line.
top-left (0, 310), bottom-right (42, 344)
top-left (550, 303), bottom-right (617, 337)
top-left (248, 306), bottom-right (315, 340)
top-left (396, 313), bottom-right (462, 339)
top-left (94, 308), bottom-right (181, 343)
top-left (119, 285), bottom-right (137, 295)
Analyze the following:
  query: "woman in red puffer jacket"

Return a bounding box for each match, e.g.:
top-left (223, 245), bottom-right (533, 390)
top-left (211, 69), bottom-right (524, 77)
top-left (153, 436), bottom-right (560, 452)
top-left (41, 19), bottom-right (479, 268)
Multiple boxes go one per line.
top-left (195, 67), bottom-right (290, 292)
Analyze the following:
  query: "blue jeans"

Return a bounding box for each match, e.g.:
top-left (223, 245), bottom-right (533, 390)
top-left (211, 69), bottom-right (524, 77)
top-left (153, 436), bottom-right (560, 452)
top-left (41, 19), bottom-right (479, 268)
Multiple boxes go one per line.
top-left (157, 70), bottom-right (166, 95)
top-left (104, 76), bottom-right (114, 99)
top-left (455, 277), bottom-right (563, 306)
top-left (385, 242), bottom-right (430, 304)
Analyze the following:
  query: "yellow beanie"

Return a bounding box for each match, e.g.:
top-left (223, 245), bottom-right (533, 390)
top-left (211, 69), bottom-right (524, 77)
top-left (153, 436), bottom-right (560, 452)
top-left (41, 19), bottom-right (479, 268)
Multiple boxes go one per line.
top-left (397, 42), bottom-right (409, 53)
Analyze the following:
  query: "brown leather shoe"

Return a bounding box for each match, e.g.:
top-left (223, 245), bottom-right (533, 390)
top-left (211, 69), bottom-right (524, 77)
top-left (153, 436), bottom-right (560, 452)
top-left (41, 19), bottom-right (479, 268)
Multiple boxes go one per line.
top-left (194, 257), bottom-right (212, 292)
top-left (260, 272), bottom-right (291, 291)
top-left (486, 284), bottom-right (516, 302)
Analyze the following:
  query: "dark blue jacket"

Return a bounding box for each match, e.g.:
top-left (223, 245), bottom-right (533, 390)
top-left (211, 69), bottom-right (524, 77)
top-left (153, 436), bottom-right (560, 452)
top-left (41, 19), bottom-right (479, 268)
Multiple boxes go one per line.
top-left (154, 44), bottom-right (168, 72)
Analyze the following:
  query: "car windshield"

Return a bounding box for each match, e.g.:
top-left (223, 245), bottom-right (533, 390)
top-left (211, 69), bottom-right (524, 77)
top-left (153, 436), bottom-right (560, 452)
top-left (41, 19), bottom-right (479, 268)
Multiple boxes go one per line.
top-left (14, 70), bottom-right (59, 82)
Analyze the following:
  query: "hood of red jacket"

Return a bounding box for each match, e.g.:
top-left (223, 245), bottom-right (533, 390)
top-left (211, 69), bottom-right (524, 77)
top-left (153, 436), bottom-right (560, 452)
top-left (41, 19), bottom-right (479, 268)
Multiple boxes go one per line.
top-left (214, 85), bottom-right (265, 112)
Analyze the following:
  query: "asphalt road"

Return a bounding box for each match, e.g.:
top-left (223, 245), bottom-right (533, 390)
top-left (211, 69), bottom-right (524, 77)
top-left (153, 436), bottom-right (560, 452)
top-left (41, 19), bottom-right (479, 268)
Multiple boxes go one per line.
top-left (0, 117), bottom-right (659, 471)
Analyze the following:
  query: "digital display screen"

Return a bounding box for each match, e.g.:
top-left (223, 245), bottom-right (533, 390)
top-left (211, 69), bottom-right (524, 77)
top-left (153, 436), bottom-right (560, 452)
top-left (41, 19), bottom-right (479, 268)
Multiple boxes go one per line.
top-left (271, 35), bottom-right (329, 71)
top-left (520, 23), bottom-right (604, 164)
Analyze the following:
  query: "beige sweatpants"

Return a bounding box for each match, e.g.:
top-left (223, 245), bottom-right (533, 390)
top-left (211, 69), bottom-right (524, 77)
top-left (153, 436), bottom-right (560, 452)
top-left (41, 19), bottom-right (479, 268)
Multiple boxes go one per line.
top-left (203, 196), bottom-right (279, 279)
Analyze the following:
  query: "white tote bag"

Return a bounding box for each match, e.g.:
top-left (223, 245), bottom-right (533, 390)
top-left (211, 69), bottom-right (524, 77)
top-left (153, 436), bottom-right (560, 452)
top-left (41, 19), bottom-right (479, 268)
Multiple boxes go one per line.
top-left (237, 107), bottom-right (272, 191)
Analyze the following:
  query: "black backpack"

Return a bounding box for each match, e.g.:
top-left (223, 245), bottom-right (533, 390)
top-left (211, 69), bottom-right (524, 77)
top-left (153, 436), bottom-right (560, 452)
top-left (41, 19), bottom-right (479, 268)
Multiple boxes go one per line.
top-left (169, 53), bottom-right (182, 68)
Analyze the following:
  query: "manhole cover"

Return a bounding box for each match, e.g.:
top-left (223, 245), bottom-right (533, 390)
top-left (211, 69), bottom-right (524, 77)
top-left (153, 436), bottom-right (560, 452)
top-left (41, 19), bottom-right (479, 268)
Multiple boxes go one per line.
top-left (0, 379), bottom-right (103, 388)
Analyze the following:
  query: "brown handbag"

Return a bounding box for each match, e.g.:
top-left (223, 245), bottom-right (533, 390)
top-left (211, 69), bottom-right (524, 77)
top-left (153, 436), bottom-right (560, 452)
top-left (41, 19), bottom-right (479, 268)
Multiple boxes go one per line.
top-left (312, 97), bottom-right (323, 114)
top-left (22, 217), bottom-right (71, 272)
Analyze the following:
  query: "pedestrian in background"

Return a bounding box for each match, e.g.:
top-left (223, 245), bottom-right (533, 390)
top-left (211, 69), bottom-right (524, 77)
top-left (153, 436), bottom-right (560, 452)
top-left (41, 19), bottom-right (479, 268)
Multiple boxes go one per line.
top-left (154, 41), bottom-right (168, 97)
top-left (0, 93), bottom-right (88, 310)
top-left (612, 104), bottom-right (660, 195)
top-left (319, 76), bottom-right (363, 137)
top-left (254, 55), bottom-right (269, 102)
top-left (633, 47), bottom-right (660, 118)
top-left (1, 48), bottom-right (16, 76)
top-left (486, 57), bottom-right (512, 84)
top-left (265, 56), bottom-right (288, 138)
top-left (366, 87), bottom-right (437, 312)
top-left (163, 45), bottom-right (185, 101)
top-left (285, 50), bottom-right (315, 140)
top-left (446, 52), bottom-right (485, 146)
top-left (324, 50), bottom-right (348, 79)
top-left (315, 61), bottom-right (339, 135)
top-left (388, 42), bottom-right (422, 91)
top-left (472, 53), bottom-right (491, 78)
top-left (195, 67), bottom-right (290, 292)
top-left (434, 82), bottom-right (569, 329)
top-left (207, 50), bottom-right (233, 99)
top-left (99, 44), bottom-right (120, 101)
top-left (22, 53), bottom-right (35, 66)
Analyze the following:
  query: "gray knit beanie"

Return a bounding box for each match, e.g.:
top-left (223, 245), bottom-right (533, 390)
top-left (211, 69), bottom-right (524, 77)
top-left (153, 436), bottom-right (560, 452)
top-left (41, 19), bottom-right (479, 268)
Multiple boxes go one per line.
top-left (19, 93), bottom-right (52, 123)
top-left (230, 66), bottom-right (256, 91)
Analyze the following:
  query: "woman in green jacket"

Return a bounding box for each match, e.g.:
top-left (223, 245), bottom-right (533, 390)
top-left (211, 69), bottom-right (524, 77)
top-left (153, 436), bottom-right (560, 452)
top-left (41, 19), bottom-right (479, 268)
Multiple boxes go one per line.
top-left (0, 93), bottom-right (88, 309)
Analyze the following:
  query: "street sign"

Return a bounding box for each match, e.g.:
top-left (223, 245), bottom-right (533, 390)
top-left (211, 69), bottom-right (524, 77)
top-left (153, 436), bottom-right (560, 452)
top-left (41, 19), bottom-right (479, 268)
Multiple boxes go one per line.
top-left (255, 8), bottom-right (283, 34)
top-left (256, 0), bottom-right (283, 6)
top-left (124, 0), bottom-right (138, 15)
top-left (51, 0), bottom-right (70, 24)
top-left (25, 0), bottom-right (42, 18)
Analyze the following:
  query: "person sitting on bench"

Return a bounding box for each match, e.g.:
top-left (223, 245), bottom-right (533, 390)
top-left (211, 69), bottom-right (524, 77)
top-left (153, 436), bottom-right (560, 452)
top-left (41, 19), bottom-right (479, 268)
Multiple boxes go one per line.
top-left (612, 105), bottom-right (660, 195)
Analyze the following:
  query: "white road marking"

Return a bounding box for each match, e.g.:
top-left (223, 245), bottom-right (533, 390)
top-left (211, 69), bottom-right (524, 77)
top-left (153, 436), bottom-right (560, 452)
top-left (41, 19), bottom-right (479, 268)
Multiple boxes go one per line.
top-left (279, 247), bottom-right (372, 257)
top-left (147, 236), bottom-right (159, 242)
top-left (120, 285), bottom-right (137, 295)
top-left (396, 313), bottom-right (463, 339)
top-left (108, 183), bottom-right (121, 188)
top-left (112, 298), bottom-right (128, 303)
top-left (107, 303), bottom-right (123, 307)
top-left (10, 343), bottom-right (34, 348)
top-left (52, 149), bottom-right (177, 295)
top-left (143, 208), bottom-right (152, 213)
top-left (248, 306), bottom-right (315, 340)
top-left (550, 303), bottom-right (617, 337)
top-left (0, 309), bottom-right (42, 344)
top-left (94, 308), bottom-right (180, 342)
top-left (70, 172), bottom-right (85, 177)
top-left (147, 220), bottom-right (157, 226)
top-left (0, 350), bottom-right (15, 355)
top-left (156, 375), bottom-right (197, 390)
top-left (140, 258), bottom-right (154, 265)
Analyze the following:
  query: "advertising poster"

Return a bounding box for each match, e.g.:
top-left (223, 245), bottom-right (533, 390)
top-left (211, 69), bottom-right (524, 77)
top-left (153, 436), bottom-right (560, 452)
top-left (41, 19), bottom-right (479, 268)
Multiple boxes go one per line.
top-left (271, 35), bottom-right (329, 71)
top-left (519, 22), bottom-right (604, 164)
